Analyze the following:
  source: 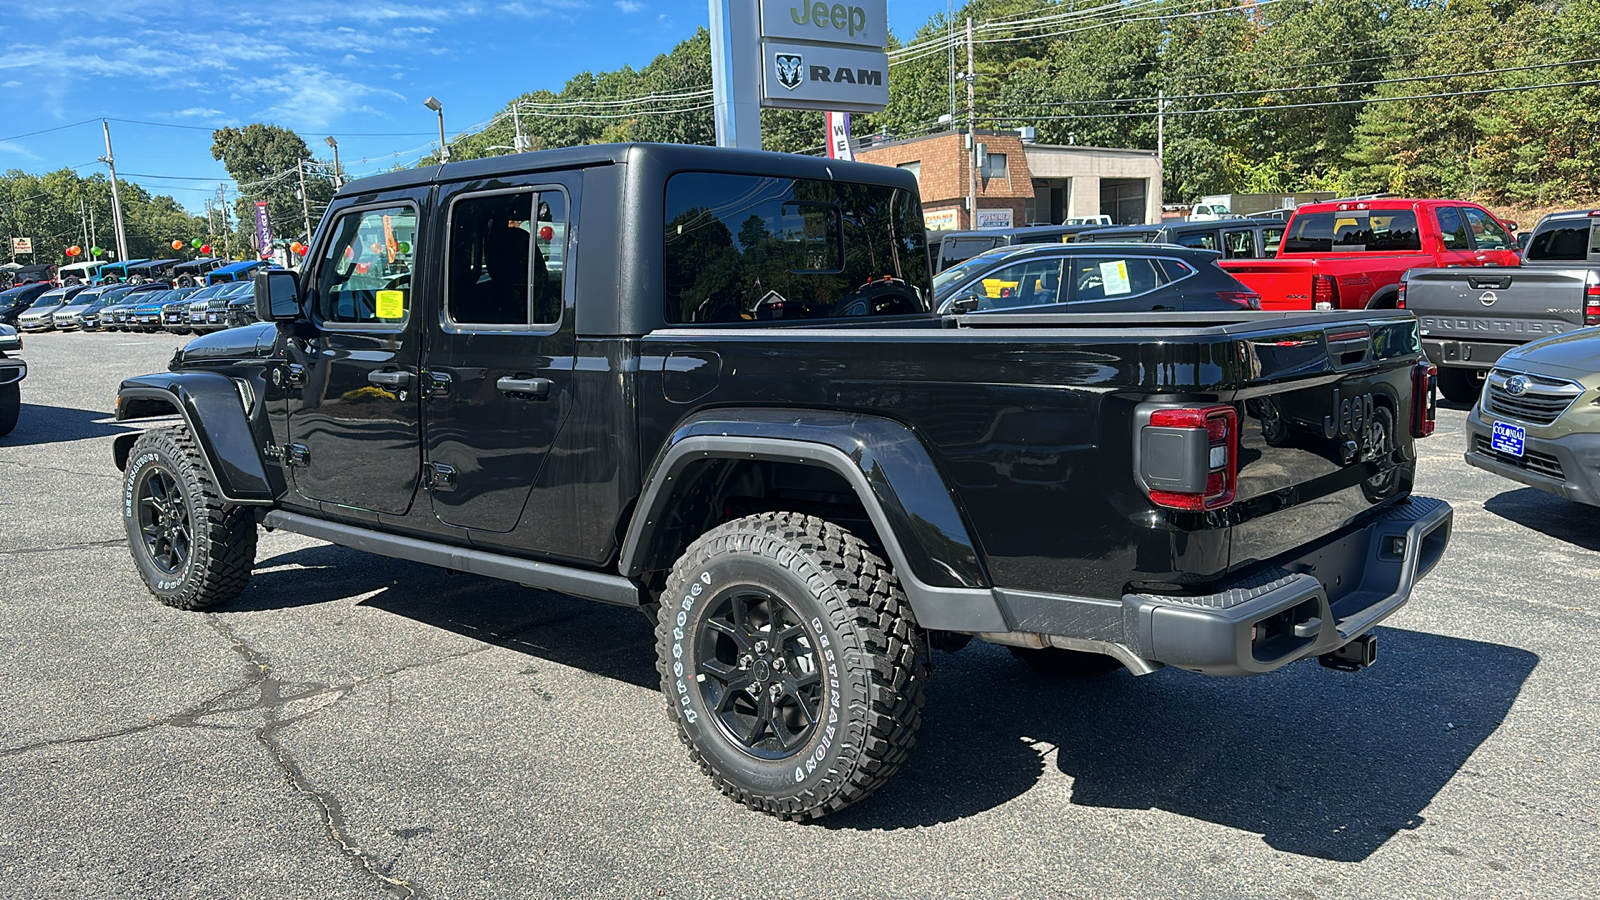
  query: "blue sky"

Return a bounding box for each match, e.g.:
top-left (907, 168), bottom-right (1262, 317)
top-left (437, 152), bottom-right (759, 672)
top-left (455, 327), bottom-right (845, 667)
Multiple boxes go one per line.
top-left (0, 1), bottom-right (953, 213)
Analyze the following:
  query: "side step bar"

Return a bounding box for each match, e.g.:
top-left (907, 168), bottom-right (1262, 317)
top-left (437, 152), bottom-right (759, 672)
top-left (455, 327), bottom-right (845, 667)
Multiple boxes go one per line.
top-left (261, 510), bottom-right (644, 608)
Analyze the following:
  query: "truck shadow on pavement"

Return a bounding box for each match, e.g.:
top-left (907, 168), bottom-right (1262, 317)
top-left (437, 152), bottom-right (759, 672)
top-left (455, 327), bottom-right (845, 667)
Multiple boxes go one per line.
top-left (240, 543), bottom-right (662, 690)
top-left (828, 630), bottom-right (1536, 862)
top-left (1484, 487), bottom-right (1600, 552)
top-left (1, 404), bottom-right (133, 447)
top-left (235, 544), bottom-right (1535, 862)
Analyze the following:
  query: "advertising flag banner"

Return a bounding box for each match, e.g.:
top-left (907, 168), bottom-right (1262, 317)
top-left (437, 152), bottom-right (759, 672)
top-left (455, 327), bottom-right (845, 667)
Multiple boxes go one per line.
top-left (254, 201), bottom-right (273, 257)
top-left (825, 112), bottom-right (854, 161)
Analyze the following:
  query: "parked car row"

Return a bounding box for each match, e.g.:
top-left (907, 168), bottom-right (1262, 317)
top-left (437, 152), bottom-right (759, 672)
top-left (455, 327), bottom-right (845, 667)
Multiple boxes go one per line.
top-left (12, 280), bottom-right (259, 335)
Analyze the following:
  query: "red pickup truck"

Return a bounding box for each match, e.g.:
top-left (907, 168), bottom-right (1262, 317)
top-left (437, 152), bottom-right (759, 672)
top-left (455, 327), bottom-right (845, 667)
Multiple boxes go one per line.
top-left (1219, 198), bottom-right (1520, 310)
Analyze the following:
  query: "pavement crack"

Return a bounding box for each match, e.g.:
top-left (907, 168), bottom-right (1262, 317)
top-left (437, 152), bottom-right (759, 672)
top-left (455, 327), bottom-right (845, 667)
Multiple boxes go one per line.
top-left (206, 616), bottom-right (426, 900)
top-left (0, 538), bottom-right (126, 556)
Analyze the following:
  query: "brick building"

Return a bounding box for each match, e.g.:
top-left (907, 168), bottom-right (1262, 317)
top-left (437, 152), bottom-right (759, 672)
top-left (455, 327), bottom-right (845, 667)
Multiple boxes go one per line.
top-left (853, 130), bottom-right (1163, 231)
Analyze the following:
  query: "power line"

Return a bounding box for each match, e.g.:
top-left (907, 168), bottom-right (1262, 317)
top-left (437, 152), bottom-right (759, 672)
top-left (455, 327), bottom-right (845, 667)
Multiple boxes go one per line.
top-left (980, 76), bottom-right (1600, 122)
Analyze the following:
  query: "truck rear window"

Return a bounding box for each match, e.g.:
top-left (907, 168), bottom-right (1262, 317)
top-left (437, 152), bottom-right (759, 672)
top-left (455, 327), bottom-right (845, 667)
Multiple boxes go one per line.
top-left (1526, 222), bottom-right (1600, 261)
top-left (664, 173), bottom-right (932, 324)
top-left (1281, 211), bottom-right (1421, 253)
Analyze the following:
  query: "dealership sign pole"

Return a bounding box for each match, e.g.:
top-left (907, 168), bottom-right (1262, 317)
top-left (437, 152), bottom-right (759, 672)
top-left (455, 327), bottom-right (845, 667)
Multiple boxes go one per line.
top-left (710, 0), bottom-right (889, 149)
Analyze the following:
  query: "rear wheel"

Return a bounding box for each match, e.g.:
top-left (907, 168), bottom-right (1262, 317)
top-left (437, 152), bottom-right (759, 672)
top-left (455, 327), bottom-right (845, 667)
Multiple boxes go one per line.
top-left (657, 512), bottom-right (926, 820)
top-left (122, 426), bottom-right (256, 610)
top-left (0, 381), bottom-right (19, 436)
top-left (1436, 366), bottom-right (1480, 404)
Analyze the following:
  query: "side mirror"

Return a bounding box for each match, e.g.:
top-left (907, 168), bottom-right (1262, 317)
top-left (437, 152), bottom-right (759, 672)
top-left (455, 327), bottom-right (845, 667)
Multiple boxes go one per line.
top-left (950, 293), bottom-right (983, 314)
top-left (255, 269), bottom-right (302, 322)
top-left (1503, 220), bottom-right (1518, 232)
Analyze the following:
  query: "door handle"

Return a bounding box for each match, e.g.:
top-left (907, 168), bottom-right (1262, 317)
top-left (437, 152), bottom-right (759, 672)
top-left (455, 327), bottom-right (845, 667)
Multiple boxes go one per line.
top-left (368, 370), bottom-right (412, 388)
top-left (497, 376), bottom-right (551, 399)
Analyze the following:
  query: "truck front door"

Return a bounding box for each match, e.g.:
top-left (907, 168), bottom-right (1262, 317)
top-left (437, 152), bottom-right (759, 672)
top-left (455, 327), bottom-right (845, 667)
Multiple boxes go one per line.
top-left (284, 198), bottom-right (426, 517)
top-left (420, 178), bottom-right (576, 534)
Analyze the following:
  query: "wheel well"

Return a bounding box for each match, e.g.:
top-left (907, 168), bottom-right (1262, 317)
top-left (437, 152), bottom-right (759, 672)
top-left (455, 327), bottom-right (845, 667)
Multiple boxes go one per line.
top-left (1366, 289), bottom-right (1398, 309)
top-left (634, 458), bottom-right (886, 585)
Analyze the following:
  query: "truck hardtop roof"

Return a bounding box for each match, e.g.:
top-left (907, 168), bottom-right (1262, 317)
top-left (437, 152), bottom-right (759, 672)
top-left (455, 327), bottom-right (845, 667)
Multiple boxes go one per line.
top-left (336, 142), bottom-right (917, 199)
top-left (1533, 208), bottom-right (1600, 223)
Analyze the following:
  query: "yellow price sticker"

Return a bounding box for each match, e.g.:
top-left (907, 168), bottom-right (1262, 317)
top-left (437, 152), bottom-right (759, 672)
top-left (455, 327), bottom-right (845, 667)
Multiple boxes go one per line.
top-left (375, 290), bottom-right (405, 319)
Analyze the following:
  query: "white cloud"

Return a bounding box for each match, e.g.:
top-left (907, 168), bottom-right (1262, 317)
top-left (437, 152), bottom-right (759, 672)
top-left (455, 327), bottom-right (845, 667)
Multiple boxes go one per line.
top-left (616, 1), bottom-right (644, 12)
top-left (0, 141), bottom-right (42, 160)
top-left (169, 107), bottom-right (225, 119)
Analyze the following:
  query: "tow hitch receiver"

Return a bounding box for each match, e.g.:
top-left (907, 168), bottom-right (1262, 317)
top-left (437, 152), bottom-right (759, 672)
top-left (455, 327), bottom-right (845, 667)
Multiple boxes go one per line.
top-left (1319, 634), bottom-right (1377, 672)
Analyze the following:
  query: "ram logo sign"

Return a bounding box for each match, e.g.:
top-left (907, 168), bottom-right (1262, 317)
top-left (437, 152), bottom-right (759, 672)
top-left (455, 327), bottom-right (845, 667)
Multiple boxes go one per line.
top-left (774, 54), bottom-right (804, 90)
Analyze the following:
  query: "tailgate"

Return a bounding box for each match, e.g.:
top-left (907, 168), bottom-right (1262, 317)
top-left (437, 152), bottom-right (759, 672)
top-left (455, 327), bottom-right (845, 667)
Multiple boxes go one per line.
top-left (1217, 260), bottom-right (1314, 310)
top-left (1408, 267), bottom-right (1588, 342)
top-left (1225, 313), bottom-right (1427, 572)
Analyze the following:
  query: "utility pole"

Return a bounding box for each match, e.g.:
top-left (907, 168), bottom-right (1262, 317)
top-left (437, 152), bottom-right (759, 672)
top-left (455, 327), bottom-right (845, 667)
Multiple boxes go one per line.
top-left (88, 203), bottom-right (97, 255)
top-left (218, 184), bottom-right (230, 258)
top-left (79, 199), bottom-right (90, 252)
top-left (100, 120), bottom-right (129, 262)
top-left (296, 158), bottom-right (313, 244)
top-left (966, 17), bottom-right (976, 230)
top-left (947, 0), bottom-right (956, 123)
top-left (512, 103), bottom-right (528, 153)
top-left (1157, 89), bottom-right (1165, 159)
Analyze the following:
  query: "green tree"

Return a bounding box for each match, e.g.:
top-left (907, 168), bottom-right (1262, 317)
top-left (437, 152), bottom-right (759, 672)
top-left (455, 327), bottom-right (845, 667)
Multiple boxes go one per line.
top-left (212, 123), bottom-right (334, 249)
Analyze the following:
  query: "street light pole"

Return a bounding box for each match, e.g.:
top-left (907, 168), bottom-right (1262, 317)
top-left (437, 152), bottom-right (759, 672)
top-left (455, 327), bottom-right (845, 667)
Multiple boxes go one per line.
top-left (324, 135), bottom-right (342, 189)
top-left (424, 96), bottom-right (449, 163)
top-left (297, 158), bottom-right (313, 245)
top-left (100, 120), bottom-right (129, 262)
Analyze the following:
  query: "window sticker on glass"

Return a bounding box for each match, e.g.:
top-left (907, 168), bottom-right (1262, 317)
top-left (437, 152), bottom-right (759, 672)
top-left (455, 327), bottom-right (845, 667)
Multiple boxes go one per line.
top-left (1100, 260), bottom-right (1132, 295)
top-left (375, 290), bottom-right (405, 319)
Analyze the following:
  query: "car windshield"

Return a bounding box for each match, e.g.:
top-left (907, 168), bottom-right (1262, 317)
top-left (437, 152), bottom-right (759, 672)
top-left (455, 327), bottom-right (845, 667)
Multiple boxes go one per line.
top-left (933, 254), bottom-right (1012, 300)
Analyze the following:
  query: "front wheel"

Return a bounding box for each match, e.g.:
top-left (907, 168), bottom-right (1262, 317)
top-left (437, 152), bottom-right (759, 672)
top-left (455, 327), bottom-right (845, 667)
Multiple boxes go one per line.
top-left (657, 512), bottom-right (926, 820)
top-left (122, 426), bottom-right (256, 609)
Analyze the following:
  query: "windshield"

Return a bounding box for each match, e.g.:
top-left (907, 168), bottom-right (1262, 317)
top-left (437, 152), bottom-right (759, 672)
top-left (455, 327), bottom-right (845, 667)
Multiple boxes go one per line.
top-left (933, 254), bottom-right (1010, 299)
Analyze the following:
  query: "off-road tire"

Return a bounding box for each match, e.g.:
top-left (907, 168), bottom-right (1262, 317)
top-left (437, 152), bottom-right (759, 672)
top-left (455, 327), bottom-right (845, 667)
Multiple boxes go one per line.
top-left (1009, 646), bottom-right (1124, 677)
top-left (123, 426), bottom-right (256, 610)
top-left (1436, 366), bottom-right (1480, 404)
top-left (0, 381), bottom-right (18, 436)
top-left (656, 512), bottom-right (926, 820)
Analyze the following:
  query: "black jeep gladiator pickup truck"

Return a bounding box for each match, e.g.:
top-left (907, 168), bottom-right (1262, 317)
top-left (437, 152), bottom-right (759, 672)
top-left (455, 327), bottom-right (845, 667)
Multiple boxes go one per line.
top-left (111, 144), bottom-right (1451, 819)
top-left (1405, 208), bottom-right (1600, 402)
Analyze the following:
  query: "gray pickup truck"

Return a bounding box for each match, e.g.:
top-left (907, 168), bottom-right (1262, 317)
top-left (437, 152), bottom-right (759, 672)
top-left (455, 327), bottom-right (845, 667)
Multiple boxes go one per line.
top-left (1404, 209), bottom-right (1600, 402)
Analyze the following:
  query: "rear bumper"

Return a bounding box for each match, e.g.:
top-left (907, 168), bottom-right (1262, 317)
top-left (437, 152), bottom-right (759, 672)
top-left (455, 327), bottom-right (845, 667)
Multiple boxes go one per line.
top-left (1464, 409), bottom-right (1600, 507)
top-left (992, 496), bottom-right (1452, 676)
top-left (1423, 338), bottom-right (1516, 369)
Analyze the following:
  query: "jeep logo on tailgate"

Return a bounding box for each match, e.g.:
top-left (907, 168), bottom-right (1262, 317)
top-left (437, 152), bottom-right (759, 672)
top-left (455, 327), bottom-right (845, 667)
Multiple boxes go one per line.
top-left (1323, 385), bottom-right (1378, 464)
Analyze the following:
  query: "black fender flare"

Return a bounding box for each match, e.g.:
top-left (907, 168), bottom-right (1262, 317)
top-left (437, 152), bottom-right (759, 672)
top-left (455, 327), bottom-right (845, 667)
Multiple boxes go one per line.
top-left (1366, 287), bottom-right (1400, 309)
top-left (113, 371), bottom-right (275, 505)
top-left (618, 409), bottom-right (1007, 633)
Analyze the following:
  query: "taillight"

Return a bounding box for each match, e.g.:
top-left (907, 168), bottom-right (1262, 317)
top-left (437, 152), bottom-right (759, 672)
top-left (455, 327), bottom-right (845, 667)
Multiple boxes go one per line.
top-left (1585, 272), bottom-right (1599, 326)
top-left (1216, 290), bottom-right (1261, 310)
top-left (1312, 274), bottom-right (1339, 310)
top-left (1141, 405), bottom-right (1239, 511)
top-left (1397, 279), bottom-right (1407, 310)
top-left (1412, 361), bottom-right (1438, 438)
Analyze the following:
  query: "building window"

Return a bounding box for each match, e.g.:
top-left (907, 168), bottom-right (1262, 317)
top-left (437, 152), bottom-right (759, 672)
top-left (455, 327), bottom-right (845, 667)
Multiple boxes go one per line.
top-left (986, 153), bottom-right (1007, 180)
top-left (897, 161), bottom-right (921, 184)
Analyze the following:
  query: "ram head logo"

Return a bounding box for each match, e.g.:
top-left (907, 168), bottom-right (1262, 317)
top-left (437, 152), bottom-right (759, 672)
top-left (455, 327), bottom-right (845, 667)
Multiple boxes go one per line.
top-left (775, 54), bottom-right (804, 90)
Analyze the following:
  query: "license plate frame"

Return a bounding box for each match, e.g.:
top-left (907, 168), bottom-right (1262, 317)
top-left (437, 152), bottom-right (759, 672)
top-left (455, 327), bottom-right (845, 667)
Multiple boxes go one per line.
top-left (1491, 421), bottom-right (1526, 458)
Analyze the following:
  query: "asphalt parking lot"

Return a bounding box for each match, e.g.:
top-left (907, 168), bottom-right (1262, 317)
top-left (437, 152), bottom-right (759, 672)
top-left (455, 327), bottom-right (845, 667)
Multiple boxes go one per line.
top-left (2, 330), bottom-right (1597, 899)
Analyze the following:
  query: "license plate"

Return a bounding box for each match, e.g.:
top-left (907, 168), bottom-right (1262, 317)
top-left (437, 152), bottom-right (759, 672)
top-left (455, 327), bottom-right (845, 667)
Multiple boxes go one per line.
top-left (208, 313), bottom-right (219, 322)
top-left (1491, 421), bottom-right (1526, 457)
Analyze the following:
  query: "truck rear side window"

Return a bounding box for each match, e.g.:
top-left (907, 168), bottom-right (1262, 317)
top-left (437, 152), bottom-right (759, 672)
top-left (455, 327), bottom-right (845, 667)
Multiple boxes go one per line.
top-left (1282, 211), bottom-right (1421, 253)
top-left (664, 172), bottom-right (932, 324)
top-left (1525, 223), bottom-right (1599, 261)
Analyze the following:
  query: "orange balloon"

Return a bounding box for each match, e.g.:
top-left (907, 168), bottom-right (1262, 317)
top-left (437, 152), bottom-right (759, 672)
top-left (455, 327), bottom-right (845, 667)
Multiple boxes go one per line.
top-left (171, 239), bottom-right (184, 251)
top-left (66, 245), bottom-right (82, 257)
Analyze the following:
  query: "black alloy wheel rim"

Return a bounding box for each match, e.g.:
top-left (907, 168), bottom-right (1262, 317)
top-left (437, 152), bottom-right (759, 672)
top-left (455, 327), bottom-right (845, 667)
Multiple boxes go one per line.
top-left (136, 466), bottom-right (192, 575)
top-left (695, 587), bottom-right (825, 760)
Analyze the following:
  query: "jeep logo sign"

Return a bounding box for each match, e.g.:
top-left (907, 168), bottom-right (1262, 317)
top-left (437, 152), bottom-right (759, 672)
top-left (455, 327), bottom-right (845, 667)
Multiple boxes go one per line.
top-left (758, 0), bottom-right (888, 113)
top-left (761, 0), bottom-right (887, 48)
